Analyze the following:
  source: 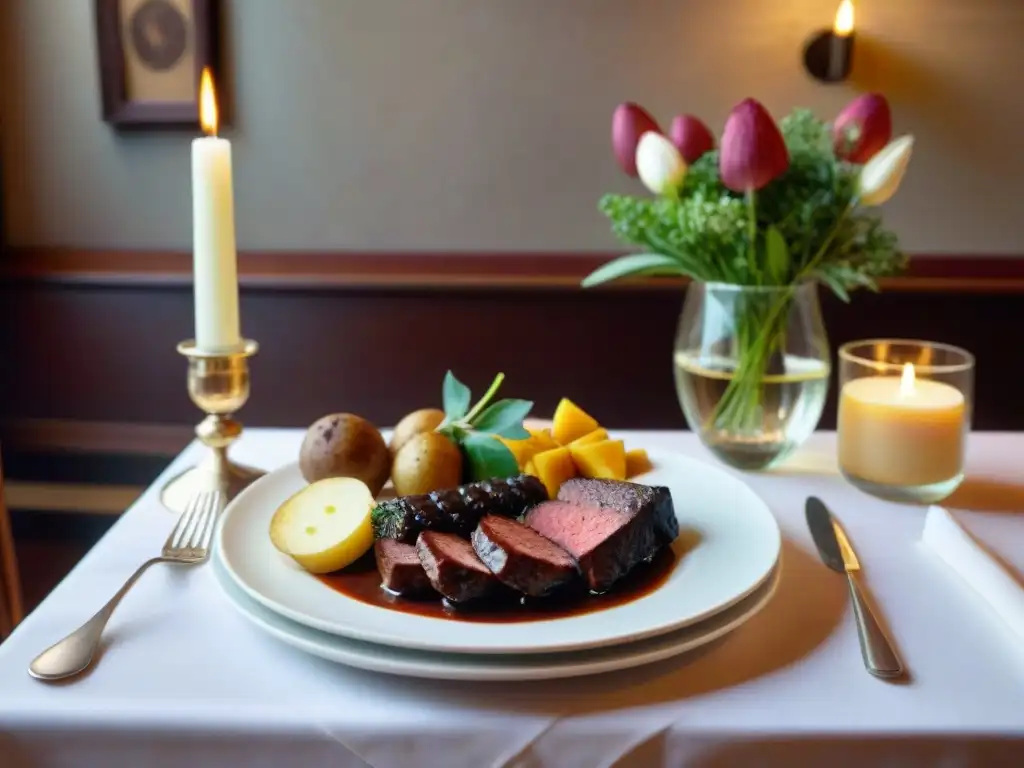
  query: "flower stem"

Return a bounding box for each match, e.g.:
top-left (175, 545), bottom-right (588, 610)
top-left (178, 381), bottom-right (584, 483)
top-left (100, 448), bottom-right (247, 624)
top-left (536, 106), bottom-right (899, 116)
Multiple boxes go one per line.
top-left (464, 373), bottom-right (504, 424)
top-left (745, 189), bottom-right (758, 281)
top-left (706, 288), bottom-right (794, 434)
top-left (799, 199), bottom-right (856, 278)
top-left (708, 200), bottom-right (856, 438)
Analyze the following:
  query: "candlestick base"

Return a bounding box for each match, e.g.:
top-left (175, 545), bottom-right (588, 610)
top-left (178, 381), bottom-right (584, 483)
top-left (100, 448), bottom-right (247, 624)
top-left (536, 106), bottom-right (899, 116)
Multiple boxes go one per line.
top-left (803, 29), bottom-right (854, 83)
top-left (841, 469), bottom-right (965, 505)
top-left (160, 339), bottom-right (265, 514)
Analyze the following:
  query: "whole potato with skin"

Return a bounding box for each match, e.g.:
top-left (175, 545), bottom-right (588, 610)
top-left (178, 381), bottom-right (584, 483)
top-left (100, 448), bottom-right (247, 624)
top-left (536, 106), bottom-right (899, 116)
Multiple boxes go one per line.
top-left (299, 414), bottom-right (391, 496)
top-left (391, 431), bottom-right (462, 496)
top-left (389, 408), bottom-right (445, 457)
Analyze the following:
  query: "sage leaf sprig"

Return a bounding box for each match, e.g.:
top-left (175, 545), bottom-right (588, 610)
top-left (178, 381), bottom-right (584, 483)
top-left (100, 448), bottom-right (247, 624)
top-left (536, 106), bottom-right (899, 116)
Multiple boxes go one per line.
top-left (437, 370), bottom-right (532, 481)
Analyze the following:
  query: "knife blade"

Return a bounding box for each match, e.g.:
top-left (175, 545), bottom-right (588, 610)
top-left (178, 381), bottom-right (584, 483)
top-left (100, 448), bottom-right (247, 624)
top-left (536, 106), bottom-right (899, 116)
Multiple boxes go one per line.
top-left (806, 496), bottom-right (845, 572)
top-left (807, 496), bottom-right (863, 573)
top-left (805, 496), bottom-right (904, 679)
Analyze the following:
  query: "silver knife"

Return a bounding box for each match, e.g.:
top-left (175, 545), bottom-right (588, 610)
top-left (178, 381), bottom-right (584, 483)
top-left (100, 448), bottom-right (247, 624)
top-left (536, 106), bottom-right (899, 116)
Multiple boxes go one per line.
top-left (806, 496), bottom-right (904, 679)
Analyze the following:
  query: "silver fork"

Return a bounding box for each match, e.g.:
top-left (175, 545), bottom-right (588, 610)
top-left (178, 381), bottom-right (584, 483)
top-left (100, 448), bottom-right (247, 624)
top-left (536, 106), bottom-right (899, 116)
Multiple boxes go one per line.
top-left (28, 490), bottom-right (224, 681)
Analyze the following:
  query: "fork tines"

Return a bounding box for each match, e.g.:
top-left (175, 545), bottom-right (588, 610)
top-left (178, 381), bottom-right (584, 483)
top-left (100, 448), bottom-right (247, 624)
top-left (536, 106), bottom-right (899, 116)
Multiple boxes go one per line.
top-left (163, 490), bottom-right (224, 558)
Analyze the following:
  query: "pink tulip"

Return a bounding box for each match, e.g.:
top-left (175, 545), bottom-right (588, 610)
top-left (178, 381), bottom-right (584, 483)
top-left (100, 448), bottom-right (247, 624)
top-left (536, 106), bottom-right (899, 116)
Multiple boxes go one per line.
top-left (669, 115), bottom-right (715, 163)
top-left (833, 93), bottom-right (893, 164)
top-left (612, 102), bottom-right (661, 177)
top-left (719, 99), bottom-right (789, 192)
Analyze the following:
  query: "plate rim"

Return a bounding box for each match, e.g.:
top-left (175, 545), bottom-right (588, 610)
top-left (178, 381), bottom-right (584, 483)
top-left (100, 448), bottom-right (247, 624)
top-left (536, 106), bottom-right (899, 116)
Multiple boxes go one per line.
top-left (214, 448), bottom-right (782, 655)
top-left (213, 556), bottom-right (782, 681)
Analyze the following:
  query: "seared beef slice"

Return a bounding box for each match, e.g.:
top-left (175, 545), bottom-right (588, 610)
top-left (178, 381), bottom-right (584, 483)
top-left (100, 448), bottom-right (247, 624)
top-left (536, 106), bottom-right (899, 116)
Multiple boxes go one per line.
top-left (525, 479), bottom-right (678, 593)
top-left (374, 539), bottom-right (434, 597)
top-left (558, 478), bottom-right (678, 546)
top-left (415, 531), bottom-right (498, 603)
top-left (471, 514), bottom-right (578, 597)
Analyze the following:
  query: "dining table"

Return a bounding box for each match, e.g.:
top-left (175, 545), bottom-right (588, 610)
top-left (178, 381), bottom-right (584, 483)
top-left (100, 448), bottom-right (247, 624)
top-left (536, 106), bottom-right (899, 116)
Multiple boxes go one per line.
top-left (1, 428), bottom-right (1022, 768)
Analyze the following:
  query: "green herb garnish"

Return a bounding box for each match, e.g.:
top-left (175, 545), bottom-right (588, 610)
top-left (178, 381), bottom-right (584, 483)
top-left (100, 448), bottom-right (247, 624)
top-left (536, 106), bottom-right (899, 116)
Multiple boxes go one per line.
top-left (437, 371), bottom-right (532, 481)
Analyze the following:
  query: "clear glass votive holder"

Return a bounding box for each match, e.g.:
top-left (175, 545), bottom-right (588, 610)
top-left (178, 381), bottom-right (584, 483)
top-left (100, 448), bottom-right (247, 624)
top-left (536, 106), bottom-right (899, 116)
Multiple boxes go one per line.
top-left (837, 339), bottom-right (974, 504)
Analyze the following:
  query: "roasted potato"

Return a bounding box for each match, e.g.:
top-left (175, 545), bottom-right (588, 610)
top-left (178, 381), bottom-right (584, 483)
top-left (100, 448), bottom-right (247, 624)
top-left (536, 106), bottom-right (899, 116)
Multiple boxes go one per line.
top-left (391, 431), bottom-right (462, 496)
top-left (389, 408), bottom-right (445, 457)
top-left (299, 413), bottom-right (391, 496)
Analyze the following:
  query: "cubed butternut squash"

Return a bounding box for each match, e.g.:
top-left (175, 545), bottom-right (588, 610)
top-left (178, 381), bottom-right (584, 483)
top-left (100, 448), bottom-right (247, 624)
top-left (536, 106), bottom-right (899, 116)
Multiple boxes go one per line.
top-left (526, 428), bottom-right (560, 453)
top-left (501, 428), bottom-right (561, 470)
top-left (531, 446), bottom-right (577, 498)
top-left (498, 437), bottom-right (534, 468)
top-left (569, 428), bottom-right (610, 447)
top-left (625, 448), bottom-right (653, 477)
top-left (570, 439), bottom-right (627, 481)
top-left (552, 398), bottom-right (601, 445)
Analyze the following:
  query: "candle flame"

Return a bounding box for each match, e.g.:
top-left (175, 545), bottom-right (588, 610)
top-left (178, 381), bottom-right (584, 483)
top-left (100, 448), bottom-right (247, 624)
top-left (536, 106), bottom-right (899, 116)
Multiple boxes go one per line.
top-left (834, 0), bottom-right (855, 36)
top-left (199, 68), bottom-right (218, 136)
top-left (900, 362), bottom-right (915, 397)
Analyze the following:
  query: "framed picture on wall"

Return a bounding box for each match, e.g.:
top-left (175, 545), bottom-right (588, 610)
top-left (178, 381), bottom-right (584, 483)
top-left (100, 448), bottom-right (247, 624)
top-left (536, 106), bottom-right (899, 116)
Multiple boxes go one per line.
top-left (94, 0), bottom-right (223, 129)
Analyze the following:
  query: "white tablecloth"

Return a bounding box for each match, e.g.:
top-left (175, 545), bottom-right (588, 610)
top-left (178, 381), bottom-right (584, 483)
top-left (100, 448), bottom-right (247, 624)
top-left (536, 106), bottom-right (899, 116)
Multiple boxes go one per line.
top-left (1, 430), bottom-right (1022, 768)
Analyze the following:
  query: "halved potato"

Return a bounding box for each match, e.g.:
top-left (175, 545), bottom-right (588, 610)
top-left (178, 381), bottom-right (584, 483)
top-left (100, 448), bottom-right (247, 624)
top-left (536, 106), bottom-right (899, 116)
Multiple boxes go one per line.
top-left (269, 477), bottom-right (375, 574)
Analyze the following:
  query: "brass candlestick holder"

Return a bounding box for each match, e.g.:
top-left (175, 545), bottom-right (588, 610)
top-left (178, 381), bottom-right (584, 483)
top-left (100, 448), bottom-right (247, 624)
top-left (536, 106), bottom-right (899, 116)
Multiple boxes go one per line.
top-left (160, 339), bottom-right (265, 514)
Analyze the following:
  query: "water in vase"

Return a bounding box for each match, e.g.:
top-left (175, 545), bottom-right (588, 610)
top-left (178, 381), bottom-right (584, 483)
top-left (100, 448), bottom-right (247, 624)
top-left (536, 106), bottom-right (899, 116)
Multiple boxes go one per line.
top-left (674, 351), bottom-right (830, 470)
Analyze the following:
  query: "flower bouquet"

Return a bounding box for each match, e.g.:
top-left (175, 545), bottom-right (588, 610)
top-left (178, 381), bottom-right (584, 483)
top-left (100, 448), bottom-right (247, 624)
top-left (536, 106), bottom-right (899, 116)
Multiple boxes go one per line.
top-left (584, 94), bottom-right (915, 467)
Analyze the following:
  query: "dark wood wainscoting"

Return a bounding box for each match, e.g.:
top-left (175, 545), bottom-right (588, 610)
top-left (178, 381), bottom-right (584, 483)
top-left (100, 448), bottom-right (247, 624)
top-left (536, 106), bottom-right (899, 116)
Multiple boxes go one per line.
top-left (2, 248), bottom-right (1024, 463)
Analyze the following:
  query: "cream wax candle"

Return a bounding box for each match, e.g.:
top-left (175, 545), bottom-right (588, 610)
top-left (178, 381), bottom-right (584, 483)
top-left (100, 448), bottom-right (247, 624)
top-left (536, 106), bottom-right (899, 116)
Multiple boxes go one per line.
top-left (839, 363), bottom-right (966, 488)
top-left (191, 68), bottom-right (241, 352)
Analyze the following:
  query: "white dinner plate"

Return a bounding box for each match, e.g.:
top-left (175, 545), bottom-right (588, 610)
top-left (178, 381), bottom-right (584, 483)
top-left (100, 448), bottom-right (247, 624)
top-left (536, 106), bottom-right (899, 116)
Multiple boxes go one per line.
top-left (214, 556), bottom-right (781, 681)
top-left (215, 448), bottom-right (781, 655)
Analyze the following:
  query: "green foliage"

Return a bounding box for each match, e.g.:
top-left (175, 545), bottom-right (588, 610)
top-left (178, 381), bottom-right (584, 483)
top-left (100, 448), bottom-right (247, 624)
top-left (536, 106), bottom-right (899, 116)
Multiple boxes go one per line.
top-left (460, 432), bottom-right (521, 481)
top-left (590, 107), bottom-right (907, 300)
top-left (441, 370), bottom-right (471, 420)
top-left (437, 371), bottom-right (532, 480)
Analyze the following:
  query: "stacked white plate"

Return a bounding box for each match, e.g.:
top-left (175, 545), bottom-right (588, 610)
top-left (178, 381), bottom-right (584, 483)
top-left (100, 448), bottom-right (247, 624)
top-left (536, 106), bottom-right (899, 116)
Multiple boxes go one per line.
top-left (213, 449), bottom-right (782, 681)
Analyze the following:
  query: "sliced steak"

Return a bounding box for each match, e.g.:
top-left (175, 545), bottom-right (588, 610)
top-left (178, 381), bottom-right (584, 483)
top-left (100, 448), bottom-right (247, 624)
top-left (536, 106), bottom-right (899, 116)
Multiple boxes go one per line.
top-left (525, 479), bottom-right (678, 593)
top-left (558, 478), bottom-right (678, 546)
top-left (471, 514), bottom-right (578, 597)
top-left (416, 531), bottom-right (498, 604)
top-left (374, 539), bottom-right (434, 598)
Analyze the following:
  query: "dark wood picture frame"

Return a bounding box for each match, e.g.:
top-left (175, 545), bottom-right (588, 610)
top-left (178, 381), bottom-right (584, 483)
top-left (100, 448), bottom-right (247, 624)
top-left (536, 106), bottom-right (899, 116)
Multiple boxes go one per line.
top-left (95, 0), bottom-right (221, 130)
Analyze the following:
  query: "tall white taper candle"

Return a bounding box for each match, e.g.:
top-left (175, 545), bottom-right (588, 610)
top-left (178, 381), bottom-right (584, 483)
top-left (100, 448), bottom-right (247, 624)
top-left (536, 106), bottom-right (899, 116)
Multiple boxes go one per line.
top-left (191, 68), bottom-right (241, 352)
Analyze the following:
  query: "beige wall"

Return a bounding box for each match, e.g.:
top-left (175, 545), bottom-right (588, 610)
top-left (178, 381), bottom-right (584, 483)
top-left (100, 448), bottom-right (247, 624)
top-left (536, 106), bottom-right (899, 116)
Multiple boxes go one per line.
top-left (1, 0), bottom-right (1022, 253)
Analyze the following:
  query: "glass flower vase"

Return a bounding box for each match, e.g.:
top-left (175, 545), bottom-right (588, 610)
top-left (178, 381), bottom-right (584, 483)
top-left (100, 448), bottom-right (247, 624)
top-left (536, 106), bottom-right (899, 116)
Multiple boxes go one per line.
top-left (673, 281), bottom-right (831, 470)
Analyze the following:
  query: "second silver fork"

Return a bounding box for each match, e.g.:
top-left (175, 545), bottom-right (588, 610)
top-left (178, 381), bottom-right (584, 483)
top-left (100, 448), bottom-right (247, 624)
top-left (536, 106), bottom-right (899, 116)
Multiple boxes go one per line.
top-left (28, 489), bottom-right (224, 682)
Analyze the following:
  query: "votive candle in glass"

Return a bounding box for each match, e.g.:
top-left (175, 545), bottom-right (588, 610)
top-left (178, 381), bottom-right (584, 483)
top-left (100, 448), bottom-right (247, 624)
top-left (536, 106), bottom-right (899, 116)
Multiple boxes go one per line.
top-left (837, 340), bottom-right (974, 503)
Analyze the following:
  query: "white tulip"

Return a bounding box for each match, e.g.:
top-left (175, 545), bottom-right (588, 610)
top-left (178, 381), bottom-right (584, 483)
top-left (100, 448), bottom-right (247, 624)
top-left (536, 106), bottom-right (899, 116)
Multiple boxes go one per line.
top-left (635, 131), bottom-right (687, 196)
top-left (859, 135), bottom-right (914, 206)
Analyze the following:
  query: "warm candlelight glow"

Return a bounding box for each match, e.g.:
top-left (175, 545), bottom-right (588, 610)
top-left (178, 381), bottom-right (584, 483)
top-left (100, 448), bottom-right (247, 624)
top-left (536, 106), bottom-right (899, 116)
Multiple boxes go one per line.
top-left (199, 67), bottom-right (218, 136)
top-left (900, 363), bottom-right (915, 397)
top-left (838, 340), bottom-right (971, 497)
top-left (834, 0), bottom-right (855, 36)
